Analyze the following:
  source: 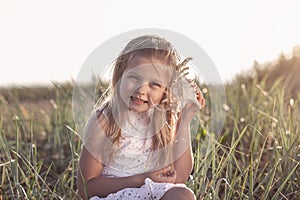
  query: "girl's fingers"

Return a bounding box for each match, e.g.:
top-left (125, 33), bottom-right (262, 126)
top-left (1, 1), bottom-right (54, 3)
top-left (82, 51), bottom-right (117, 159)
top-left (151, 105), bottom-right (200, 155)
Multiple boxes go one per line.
top-left (161, 169), bottom-right (176, 183)
top-left (146, 165), bottom-right (177, 183)
top-left (195, 89), bottom-right (205, 108)
top-left (157, 165), bottom-right (172, 175)
top-left (200, 96), bottom-right (206, 108)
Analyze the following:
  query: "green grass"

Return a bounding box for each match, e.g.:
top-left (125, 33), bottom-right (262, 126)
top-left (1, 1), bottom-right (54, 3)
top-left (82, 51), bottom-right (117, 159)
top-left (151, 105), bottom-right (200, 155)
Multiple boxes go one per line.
top-left (189, 76), bottom-right (300, 199)
top-left (0, 83), bottom-right (81, 199)
top-left (0, 68), bottom-right (299, 199)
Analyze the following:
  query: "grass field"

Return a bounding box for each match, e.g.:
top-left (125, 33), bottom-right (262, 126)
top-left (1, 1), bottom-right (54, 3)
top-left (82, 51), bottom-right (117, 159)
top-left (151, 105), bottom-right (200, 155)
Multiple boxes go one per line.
top-left (0, 53), bottom-right (299, 199)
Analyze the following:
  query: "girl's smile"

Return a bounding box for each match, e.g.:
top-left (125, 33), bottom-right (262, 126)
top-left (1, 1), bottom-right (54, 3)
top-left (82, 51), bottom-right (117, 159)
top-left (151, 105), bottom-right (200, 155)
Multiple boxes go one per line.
top-left (119, 56), bottom-right (170, 113)
top-left (130, 96), bottom-right (148, 105)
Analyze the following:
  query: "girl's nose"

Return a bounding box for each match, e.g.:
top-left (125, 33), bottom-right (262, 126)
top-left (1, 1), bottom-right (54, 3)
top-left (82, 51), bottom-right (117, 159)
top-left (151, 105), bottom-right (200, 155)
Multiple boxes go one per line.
top-left (135, 83), bottom-right (149, 95)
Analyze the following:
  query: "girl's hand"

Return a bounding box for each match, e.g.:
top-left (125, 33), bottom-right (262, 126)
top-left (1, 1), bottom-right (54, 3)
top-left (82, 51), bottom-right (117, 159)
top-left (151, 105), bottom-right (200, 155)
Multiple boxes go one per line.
top-left (181, 87), bottom-right (205, 122)
top-left (143, 165), bottom-right (177, 183)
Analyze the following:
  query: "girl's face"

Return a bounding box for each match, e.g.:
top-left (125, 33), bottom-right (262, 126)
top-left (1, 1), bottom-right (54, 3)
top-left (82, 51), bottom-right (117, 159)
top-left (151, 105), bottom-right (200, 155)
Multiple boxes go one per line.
top-left (119, 55), bottom-right (170, 113)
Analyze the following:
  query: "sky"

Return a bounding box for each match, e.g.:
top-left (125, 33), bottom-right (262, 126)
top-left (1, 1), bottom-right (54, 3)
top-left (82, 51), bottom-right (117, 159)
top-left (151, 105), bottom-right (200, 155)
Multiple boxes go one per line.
top-left (1, 0), bottom-right (300, 86)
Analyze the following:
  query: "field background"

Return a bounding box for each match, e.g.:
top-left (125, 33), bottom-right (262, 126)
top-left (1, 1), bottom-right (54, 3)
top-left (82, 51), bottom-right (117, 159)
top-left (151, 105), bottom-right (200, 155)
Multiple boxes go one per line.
top-left (1, 47), bottom-right (300, 199)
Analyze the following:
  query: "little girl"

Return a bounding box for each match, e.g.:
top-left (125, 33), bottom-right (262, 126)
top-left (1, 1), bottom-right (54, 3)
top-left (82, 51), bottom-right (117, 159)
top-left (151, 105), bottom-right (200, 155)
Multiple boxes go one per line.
top-left (77, 35), bottom-right (205, 200)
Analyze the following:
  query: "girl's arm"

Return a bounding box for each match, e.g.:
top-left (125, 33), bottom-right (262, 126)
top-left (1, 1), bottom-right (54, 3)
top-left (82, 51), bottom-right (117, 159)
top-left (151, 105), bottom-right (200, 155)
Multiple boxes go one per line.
top-left (173, 119), bottom-right (194, 183)
top-left (77, 147), bottom-right (176, 199)
top-left (173, 88), bottom-right (205, 183)
top-left (77, 146), bottom-right (144, 199)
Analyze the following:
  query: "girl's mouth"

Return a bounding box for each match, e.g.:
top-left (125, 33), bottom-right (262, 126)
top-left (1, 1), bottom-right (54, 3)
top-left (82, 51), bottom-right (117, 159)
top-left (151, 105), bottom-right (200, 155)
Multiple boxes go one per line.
top-left (130, 96), bottom-right (148, 105)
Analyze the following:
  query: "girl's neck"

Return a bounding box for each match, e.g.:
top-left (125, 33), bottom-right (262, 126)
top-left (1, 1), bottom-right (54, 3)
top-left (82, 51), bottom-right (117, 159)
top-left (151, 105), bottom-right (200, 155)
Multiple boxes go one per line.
top-left (128, 108), bottom-right (154, 126)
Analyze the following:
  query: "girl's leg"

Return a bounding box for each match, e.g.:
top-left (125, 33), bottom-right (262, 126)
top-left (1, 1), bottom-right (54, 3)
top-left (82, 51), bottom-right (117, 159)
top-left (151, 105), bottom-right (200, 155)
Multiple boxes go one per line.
top-left (161, 187), bottom-right (195, 200)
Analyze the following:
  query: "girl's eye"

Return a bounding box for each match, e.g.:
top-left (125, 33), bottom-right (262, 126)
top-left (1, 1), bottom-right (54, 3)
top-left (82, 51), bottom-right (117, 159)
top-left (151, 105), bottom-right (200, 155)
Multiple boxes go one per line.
top-left (150, 82), bottom-right (162, 88)
top-left (127, 75), bottom-right (139, 81)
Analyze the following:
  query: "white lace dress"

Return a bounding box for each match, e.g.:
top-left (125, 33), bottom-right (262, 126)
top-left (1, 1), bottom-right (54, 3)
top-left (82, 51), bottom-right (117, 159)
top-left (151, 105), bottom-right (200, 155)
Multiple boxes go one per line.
top-left (90, 109), bottom-right (191, 200)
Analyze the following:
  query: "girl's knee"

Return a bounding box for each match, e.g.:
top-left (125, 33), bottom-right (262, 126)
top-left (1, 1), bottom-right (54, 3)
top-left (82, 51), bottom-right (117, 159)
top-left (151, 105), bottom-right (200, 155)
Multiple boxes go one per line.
top-left (162, 187), bottom-right (195, 200)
